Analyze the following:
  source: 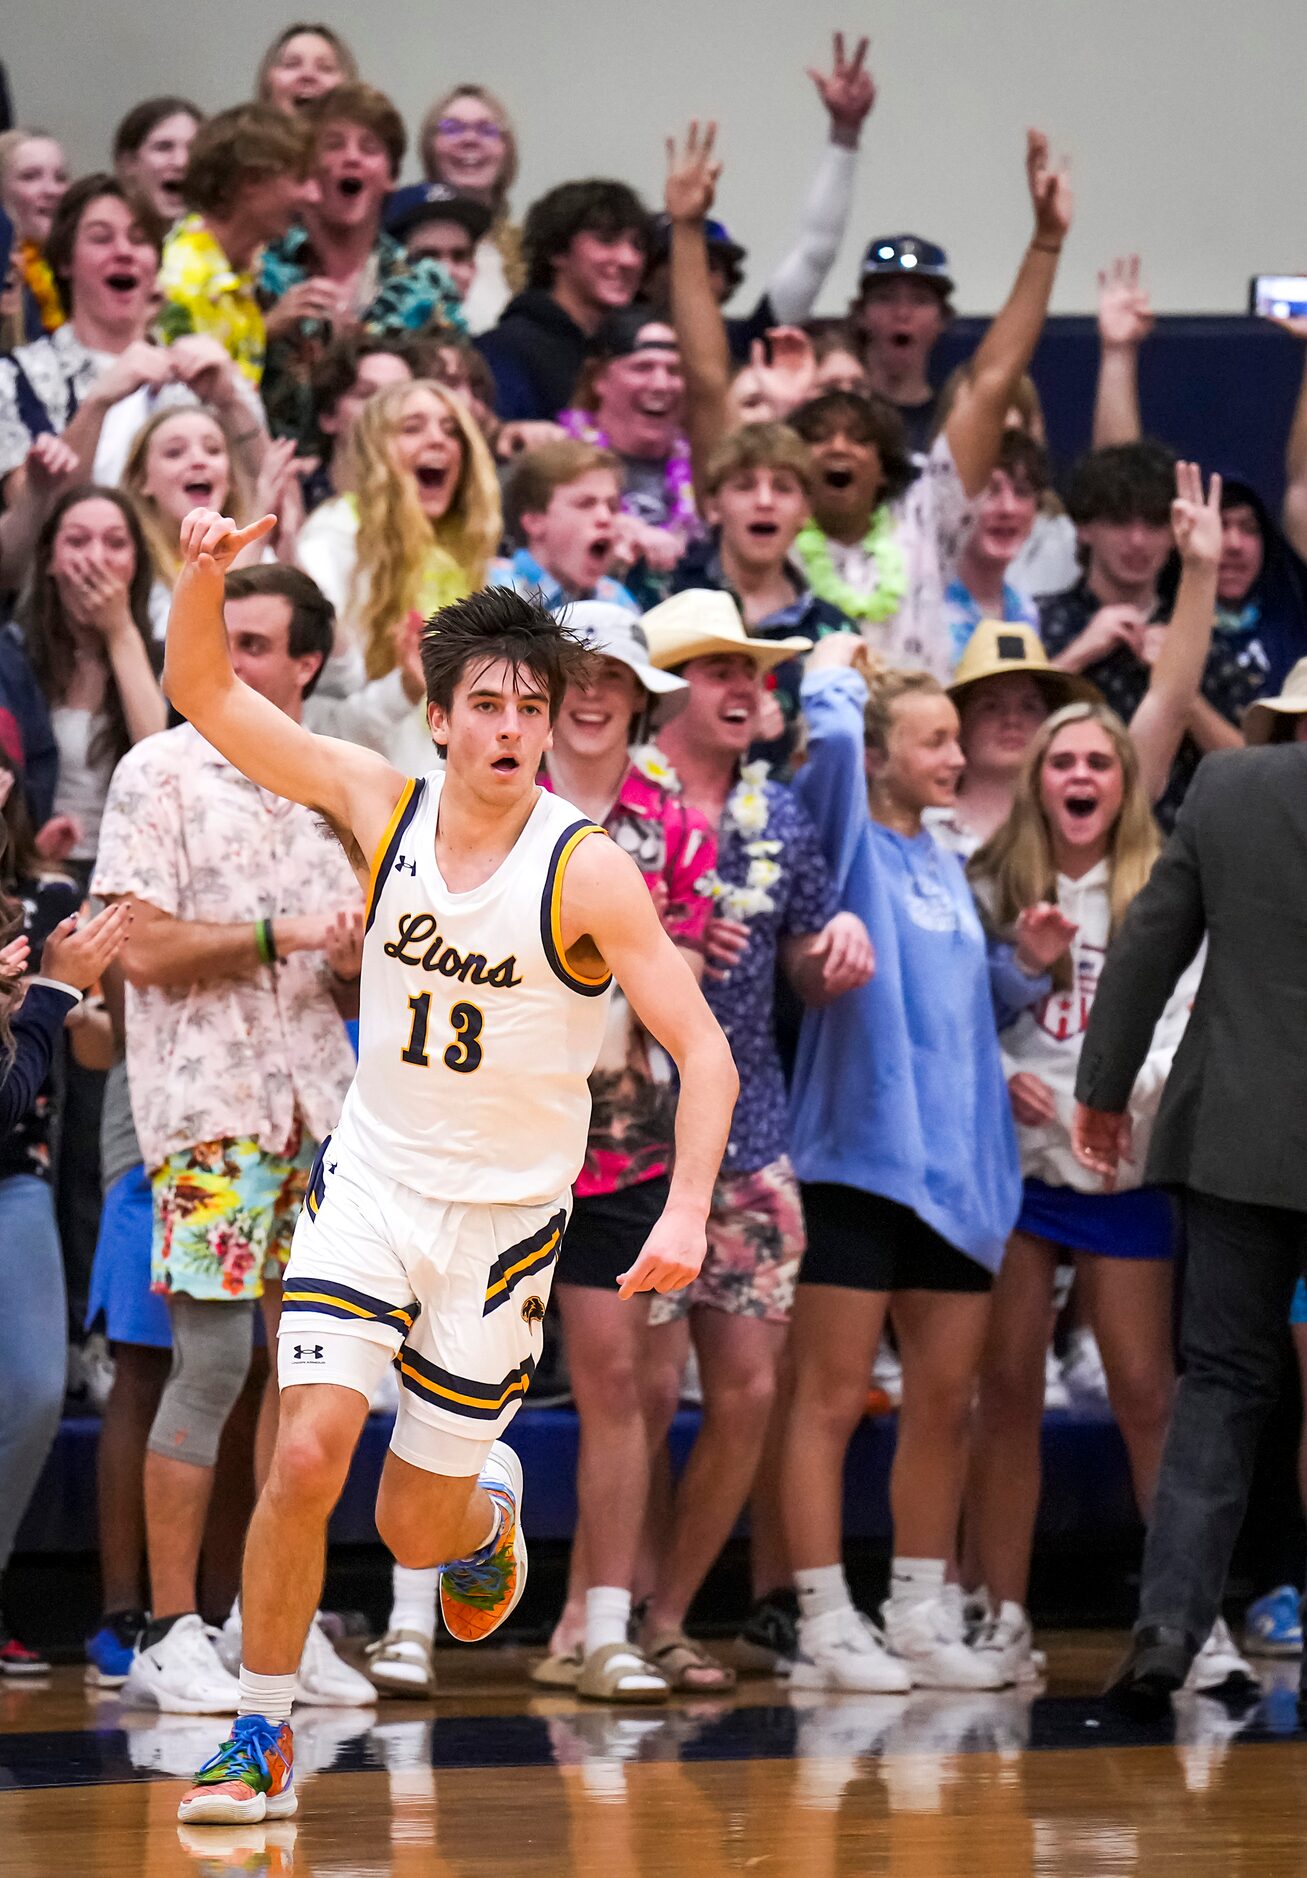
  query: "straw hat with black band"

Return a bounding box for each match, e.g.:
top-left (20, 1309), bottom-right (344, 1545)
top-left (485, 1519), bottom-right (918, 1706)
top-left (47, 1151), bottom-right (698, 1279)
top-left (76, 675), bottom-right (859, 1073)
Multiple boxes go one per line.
top-left (640, 589), bottom-right (812, 674)
top-left (948, 619), bottom-right (1101, 712)
top-left (1243, 658), bottom-right (1307, 744)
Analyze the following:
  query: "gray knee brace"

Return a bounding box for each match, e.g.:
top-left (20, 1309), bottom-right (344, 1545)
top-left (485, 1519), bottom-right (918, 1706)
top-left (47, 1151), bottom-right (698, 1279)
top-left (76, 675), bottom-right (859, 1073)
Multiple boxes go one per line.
top-left (147, 1294), bottom-right (256, 1467)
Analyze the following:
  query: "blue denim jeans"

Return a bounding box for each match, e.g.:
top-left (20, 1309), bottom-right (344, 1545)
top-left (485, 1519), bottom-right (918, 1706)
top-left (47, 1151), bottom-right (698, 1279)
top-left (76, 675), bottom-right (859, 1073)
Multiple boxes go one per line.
top-left (0, 1174), bottom-right (67, 1573)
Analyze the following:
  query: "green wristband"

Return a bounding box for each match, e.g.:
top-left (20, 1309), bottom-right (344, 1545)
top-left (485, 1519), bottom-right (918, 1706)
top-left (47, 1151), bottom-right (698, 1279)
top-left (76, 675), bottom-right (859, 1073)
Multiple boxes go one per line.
top-left (255, 918), bottom-right (278, 966)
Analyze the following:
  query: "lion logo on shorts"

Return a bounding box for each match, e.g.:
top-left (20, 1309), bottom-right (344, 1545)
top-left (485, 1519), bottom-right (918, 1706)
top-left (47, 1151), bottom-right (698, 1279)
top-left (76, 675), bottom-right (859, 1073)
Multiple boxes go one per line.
top-left (521, 1294), bottom-right (546, 1326)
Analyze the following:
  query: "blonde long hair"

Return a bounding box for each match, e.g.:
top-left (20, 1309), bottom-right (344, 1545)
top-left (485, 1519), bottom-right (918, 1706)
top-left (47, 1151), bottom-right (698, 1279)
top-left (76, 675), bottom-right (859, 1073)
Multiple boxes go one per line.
top-left (968, 702), bottom-right (1160, 991)
top-left (342, 379), bottom-right (501, 680)
top-left (121, 405), bottom-right (253, 583)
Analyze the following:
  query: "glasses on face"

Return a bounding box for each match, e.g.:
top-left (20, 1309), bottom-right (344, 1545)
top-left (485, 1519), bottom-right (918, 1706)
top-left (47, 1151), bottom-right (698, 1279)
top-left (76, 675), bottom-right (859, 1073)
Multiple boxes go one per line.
top-left (435, 117), bottom-right (503, 141)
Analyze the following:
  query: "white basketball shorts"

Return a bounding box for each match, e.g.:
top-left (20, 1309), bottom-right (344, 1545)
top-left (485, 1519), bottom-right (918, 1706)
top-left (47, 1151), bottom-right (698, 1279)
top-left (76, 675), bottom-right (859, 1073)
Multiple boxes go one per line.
top-left (278, 1132), bottom-right (567, 1475)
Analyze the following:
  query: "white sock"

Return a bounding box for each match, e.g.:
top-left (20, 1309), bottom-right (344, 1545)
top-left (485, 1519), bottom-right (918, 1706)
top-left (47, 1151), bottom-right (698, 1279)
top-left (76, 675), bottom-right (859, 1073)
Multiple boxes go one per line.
top-left (238, 1665), bottom-right (295, 1723)
top-left (227, 1596), bottom-right (241, 1630)
top-left (584, 1585), bottom-right (632, 1656)
top-left (889, 1557), bottom-right (947, 1608)
top-left (795, 1565), bottom-right (853, 1625)
top-left (388, 1566), bottom-right (439, 1642)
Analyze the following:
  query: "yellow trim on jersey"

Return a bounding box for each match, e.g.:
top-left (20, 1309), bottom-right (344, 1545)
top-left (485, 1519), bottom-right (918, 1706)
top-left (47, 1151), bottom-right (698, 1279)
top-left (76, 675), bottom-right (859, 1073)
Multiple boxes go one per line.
top-left (483, 1227), bottom-right (561, 1309)
top-left (396, 1359), bottom-right (530, 1414)
top-left (366, 777), bottom-right (418, 926)
top-left (549, 824), bottom-right (613, 989)
top-left (282, 1287), bottom-right (417, 1333)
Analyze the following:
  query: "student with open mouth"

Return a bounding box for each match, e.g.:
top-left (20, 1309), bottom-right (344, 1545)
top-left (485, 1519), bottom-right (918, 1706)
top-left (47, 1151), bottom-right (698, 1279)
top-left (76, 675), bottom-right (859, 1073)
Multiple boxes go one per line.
top-left (294, 379), bottom-right (501, 755)
top-left (491, 438), bottom-right (640, 614)
top-left (113, 98), bottom-right (204, 228)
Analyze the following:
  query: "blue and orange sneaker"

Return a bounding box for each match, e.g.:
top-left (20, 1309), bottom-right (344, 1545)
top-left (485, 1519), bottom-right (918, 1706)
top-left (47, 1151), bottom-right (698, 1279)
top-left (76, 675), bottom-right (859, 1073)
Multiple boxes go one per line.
top-left (1244, 1586), bottom-right (1304, 1658)
top-left (439, 1441), bottom-right (527, 1643)
top-left (177, 1714), bottom-right (297, 1824)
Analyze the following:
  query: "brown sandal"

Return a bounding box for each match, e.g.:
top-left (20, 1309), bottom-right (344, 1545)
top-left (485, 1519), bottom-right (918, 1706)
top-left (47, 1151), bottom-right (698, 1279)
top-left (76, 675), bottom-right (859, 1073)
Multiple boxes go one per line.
top-left (645, 1630), bottom-right (736, 1692)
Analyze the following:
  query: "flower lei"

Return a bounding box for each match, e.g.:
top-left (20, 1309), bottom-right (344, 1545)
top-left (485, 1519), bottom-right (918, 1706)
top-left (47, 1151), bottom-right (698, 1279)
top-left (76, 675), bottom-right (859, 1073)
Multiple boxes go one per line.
top-left (19, 241), bottom-right (64, 333)
top-left (794, 505), bottom-right (907, 624)
top-left (632, 748), bottom-right (783, 922)
top-left (557, 409), bottom-right (698, 537)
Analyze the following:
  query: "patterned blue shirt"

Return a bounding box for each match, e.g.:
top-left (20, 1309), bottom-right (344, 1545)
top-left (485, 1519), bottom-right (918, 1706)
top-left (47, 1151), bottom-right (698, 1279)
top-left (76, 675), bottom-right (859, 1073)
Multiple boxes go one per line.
top-left (489, 548), bottom-right (639, 616)
top-left (703, 779), bottom-right (837, 1172)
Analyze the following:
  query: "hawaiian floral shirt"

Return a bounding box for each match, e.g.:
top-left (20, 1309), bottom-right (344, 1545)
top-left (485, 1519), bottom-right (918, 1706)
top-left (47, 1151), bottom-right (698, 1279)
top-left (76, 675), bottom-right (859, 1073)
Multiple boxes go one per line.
top-left (259, 225), bottom-right (466, 443)
top-left (542, 756), bottom-right (715, 1195)
top-left (651, 753), bottom-right (838, 1173)
top-left (157, 216), bottom-right (267, 385)
top-left (91, 724), bottom-right (361, 1170)
top-left (489, 547), bottom-right (640, 615)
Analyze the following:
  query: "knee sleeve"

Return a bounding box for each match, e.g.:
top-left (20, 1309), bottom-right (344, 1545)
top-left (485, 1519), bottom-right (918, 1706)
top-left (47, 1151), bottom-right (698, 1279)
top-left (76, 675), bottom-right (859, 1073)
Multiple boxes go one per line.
top-left (147, 1295), bottom-right (255, 1467)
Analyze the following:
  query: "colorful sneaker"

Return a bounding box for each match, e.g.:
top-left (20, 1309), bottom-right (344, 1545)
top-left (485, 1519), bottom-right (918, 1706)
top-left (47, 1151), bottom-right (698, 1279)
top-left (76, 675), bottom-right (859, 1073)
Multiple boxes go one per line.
top-left (0, 1633), bottom-right (50, 1676)
top-left (85, 1611), bottom-right (144, 1688)
top-left (439, 1441), bottom-right (526, 1643)
top-left (1244, 1586), bottom-right (1304, 1658)
top-left (177, 1714), bottom-right (297, 1824)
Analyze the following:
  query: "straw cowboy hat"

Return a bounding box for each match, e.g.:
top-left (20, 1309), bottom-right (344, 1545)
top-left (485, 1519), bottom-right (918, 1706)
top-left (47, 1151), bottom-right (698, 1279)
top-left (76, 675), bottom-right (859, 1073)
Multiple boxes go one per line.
top-left (948, 618), bottom-right (1100, 710)
top-left (640, 589), bottom-right (812, 675)
top-left (1243, 658), bottom-right (1307, 745)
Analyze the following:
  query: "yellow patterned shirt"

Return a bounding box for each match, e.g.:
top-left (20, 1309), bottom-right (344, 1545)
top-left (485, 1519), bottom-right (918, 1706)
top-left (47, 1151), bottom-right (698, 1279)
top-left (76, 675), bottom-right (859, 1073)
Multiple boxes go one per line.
top-left (157, 215), bottom-right (266, 385)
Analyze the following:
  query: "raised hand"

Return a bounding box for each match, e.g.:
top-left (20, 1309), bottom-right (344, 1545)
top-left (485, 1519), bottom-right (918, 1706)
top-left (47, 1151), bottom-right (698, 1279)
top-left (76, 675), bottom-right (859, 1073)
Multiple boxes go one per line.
top-left (1171, 460), bottom-right (1222, 566)
top-left (1026, 129), bottom-right (1073, 247)
top-left (1097, 255), bottom-right (1154, 349)
top-left (805, 630), bottom-right (875, 676)
top-left (24, 431), bottom-right (80, 500)
top-left (808, 32), bottom-right (875, 147)
top-left (180, 507), bottom-right (278, 575)
top-left (1014, 901), bottom-right (1077, 975)
top-left (665, 120), bottom-right (722, 226)
top-left (41, 903), bottom-right (133, 991)
top-left (0, 933), bottom-right (30, 982)
top-left (746, 327), bottom-right (817, 417)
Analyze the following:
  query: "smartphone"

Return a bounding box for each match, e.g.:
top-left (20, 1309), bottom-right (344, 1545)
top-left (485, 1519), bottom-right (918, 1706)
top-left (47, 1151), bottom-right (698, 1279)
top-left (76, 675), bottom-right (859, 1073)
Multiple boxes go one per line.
top-left (1250, 275), bottom-right (1307, 320)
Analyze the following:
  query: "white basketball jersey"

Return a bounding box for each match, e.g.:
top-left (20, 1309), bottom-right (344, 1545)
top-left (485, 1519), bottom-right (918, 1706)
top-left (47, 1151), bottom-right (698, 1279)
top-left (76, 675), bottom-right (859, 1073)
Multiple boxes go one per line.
top-left (333, 773), bottom-right (614, 1205)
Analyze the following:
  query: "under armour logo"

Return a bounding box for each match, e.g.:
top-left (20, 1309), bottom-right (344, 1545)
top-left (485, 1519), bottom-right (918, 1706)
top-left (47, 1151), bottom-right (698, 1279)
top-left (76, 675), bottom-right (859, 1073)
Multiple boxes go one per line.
top-left (394, 855), bottom-right (418, 876)
top-left (293, 1345), bottom-right (325, 1361)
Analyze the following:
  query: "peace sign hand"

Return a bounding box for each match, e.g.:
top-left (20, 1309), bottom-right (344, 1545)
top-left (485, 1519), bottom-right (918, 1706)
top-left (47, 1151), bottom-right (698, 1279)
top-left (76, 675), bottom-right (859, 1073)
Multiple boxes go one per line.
top-left (179, 508), bottom-right (278, 576)
top-left (1171, 460), bottom-right (1223, 568)
top-left (665, 121), bottom-right (723, 226)
top-left (808, 33), bottom-right (875, 147)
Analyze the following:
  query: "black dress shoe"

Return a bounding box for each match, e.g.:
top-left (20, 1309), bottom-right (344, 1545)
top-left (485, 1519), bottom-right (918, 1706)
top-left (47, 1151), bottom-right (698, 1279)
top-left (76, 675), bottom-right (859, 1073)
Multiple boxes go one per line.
top-left (1104, 1624), bottom-right (1199, 1720)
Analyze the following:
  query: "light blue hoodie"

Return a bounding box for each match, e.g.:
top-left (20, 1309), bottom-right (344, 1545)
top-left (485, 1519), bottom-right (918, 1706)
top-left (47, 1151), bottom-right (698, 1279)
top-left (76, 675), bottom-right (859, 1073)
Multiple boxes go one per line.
top-left (790, 669), bottom-right (1044, 1273)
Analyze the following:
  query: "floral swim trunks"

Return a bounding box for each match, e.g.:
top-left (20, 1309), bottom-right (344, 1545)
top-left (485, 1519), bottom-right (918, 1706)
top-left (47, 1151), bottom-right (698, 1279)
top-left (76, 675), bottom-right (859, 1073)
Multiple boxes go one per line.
top-left (648, 1154), bottom-right (806, 1326)
top-left (150, 1131), bottom-right (317, 1301)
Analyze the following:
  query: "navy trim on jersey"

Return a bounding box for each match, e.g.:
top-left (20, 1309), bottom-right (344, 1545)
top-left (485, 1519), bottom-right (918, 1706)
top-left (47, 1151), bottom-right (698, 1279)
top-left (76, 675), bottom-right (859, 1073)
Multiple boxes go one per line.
top-left (539, 819), bottom-right (613, 997)
top-left (482, 1208), bottom-right (566, 1316)
top-left (397, 1347), bottom-right (537, 1419)
top-left (365, 776), bottom-right (426, 934)
top-left (281, 1273), bottom-right (419, 1335)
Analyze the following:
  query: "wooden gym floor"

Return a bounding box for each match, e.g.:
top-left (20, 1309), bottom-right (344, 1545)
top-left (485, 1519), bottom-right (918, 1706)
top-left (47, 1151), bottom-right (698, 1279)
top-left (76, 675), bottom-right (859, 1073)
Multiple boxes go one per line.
top-left (1, 1635), bottom-right (1305, 1875)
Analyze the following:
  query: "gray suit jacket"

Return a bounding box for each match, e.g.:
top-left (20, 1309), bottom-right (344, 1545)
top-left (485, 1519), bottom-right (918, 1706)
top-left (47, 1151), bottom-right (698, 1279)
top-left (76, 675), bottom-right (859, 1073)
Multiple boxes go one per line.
top-left (1076, 743), bottom-right (1307, 1208)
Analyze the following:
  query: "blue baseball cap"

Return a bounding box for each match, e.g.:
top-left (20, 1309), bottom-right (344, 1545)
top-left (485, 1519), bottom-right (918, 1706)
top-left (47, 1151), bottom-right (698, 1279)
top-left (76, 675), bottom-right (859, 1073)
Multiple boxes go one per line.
top-left (384, 183), bottom-right (492, 245)
top-left (859, 234), bottom-right (953, 295)
top-left (648, 212), bottom-right (746, 269)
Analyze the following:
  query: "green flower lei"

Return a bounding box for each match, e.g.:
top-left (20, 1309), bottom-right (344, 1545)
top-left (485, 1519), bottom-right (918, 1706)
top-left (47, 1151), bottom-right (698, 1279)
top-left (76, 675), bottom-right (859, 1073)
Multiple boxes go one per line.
top-left (794, 506), bottom-right (908, 624)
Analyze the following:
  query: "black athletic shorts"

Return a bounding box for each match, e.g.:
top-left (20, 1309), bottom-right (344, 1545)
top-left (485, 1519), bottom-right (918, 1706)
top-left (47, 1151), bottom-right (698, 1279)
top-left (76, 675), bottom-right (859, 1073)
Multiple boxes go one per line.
top-left (555, 1175), bottom-right (670, 1290)
top-left (798, 1184), bottom-right (993, 1295)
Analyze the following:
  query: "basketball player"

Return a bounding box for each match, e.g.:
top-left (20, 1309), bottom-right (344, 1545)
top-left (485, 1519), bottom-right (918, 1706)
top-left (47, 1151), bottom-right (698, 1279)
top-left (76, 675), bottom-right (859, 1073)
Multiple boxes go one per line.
top-left (164, 508), bottom-right (738, 1825)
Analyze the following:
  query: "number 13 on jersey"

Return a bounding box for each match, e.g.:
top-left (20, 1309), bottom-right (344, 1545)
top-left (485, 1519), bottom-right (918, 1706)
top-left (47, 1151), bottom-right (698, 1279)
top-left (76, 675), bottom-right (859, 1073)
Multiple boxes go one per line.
top-left (401, 992), bottom-right (484, 1074)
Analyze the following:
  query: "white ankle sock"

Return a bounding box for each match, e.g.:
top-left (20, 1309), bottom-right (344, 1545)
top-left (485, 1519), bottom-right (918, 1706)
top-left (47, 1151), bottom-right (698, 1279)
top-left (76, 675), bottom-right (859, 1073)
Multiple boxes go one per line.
top-left (889, 1557), bottom-right (947, 1608)
top-left (584, 1585), bottom-right (632, 1656)
top-left (238, 1666), bottom-right (295, 1723)
top-left (388, 1566), bottom-right (439, 1642)
top-left (795, 1566), bottom-right (853, 1625)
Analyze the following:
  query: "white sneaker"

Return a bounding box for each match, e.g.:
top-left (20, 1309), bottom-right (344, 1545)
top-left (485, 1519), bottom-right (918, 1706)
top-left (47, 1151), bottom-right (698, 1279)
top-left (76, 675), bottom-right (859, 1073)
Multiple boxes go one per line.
top-left (882, 1593), bottom-right (1009, 1690)
top-left (969, 1596), bottom-right (1046, 1685)
top-left (365, 1626), bottom-right (436, 1695)
top-left (872, 1340), bottom-right (903, 1408)
top-left (214, 1608), bottom-right (242, 1675)
top-left (1184, 1618), bottom-right (1261, 1700)
top-left (1061, 1329), bottom-right (1110, 1408)
top-left (80, 1333), bottom-right (117, 1412)
top-left (1043, 1345), bottom-right (1071, 1410)
top-left (122, 1614), bottom-right (241, 1714)
top-left (295, 1615), bottom-right (378, 1707)
top-left (790, 1607), bottom-right (912, 1694)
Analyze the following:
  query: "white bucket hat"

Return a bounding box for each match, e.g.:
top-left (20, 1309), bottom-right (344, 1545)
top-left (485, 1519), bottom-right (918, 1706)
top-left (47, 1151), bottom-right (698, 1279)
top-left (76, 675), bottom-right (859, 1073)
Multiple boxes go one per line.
top-left (564, 602), bottom-right (689, 701)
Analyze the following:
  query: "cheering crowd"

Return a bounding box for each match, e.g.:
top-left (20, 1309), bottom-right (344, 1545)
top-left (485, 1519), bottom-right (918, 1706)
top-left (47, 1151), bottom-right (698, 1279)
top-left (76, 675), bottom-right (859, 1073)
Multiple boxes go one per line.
top-left (3, 23), bottom-right (1307, 1714)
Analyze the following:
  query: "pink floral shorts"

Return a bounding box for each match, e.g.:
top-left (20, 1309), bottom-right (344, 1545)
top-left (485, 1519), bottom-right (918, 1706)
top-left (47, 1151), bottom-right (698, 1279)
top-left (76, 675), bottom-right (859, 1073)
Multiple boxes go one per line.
top-left (648, 1155), bottom-right (806, 1326)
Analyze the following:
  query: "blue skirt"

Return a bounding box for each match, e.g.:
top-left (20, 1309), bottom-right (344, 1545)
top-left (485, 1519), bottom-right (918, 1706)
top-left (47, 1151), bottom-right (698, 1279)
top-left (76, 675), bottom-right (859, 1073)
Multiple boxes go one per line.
top-left (1017, 1178), bottom-right (1174, 1261)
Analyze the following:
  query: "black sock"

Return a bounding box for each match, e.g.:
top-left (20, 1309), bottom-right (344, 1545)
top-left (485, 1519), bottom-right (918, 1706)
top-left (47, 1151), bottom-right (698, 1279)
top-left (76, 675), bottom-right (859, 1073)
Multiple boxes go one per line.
top-left (141, 1612), bottom-right (196, 1649)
